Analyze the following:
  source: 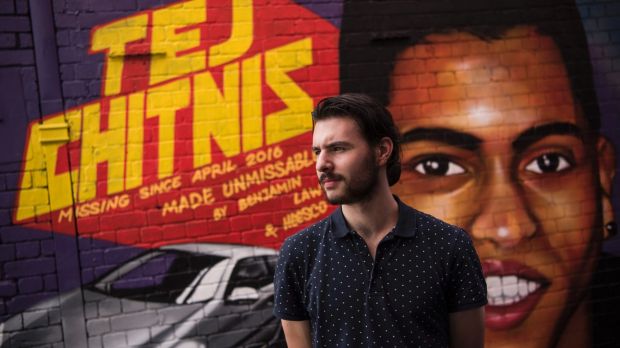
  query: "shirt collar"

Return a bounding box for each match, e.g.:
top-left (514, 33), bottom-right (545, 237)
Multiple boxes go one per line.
top-left (330, 195), bottom-right (417, 239)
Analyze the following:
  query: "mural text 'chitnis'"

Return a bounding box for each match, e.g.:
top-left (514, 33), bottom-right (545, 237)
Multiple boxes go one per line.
top-left (13, 0), bottom-right (339, 249)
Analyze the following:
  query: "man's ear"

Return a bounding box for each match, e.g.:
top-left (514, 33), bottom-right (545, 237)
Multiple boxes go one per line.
top-left (598, 136), bottom-right (616, 238)
top-left (376, 137), bottom-right (394, 166)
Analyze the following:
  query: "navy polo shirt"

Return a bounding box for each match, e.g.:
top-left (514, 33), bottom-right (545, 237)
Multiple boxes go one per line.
top-left (273, 197), bottom-right (487, 347)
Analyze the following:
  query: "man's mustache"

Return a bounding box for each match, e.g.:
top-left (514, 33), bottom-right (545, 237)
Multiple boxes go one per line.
top-left (319, 173), bottom-right (343, 184)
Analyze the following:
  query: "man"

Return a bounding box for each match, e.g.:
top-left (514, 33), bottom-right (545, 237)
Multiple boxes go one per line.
top-left (339, 0), bottom-right (618, 347)
top-left (273, 93), bottom-right (487, 347)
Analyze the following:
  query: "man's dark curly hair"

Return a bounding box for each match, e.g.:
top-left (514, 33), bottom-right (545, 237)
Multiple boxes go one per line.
top-left (312, 93), bottom-right (402, 186)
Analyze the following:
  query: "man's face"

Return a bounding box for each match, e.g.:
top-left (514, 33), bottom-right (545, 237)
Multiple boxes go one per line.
top-left (312, 117), bottom-right (379, 205)
top-left (389, 27), bottom-right (608, 347)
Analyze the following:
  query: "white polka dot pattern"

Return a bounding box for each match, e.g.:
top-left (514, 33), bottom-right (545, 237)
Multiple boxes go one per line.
top-left (274, 198), bottom-right (487, 347)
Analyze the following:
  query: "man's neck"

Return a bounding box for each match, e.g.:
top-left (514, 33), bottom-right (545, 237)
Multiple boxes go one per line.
top-left (341, 185), bottom-right (399, 243)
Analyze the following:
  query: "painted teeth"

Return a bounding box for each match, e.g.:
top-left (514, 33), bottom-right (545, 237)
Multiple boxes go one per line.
top-left (486, 276), bottom-right (541, 306)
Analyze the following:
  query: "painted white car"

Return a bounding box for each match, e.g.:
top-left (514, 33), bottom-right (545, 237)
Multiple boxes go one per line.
top-left (1, 243), bottom-right (283, 347)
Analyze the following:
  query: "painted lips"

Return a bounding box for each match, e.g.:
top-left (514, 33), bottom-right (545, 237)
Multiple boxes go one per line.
top-left (483, 259), bottom-right (550, 330)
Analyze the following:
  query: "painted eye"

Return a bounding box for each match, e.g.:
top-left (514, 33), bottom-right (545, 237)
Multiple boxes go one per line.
top-left (413, 157), bottom-right (465, 176)
top-left (524, 153), bottom-right (572, 174)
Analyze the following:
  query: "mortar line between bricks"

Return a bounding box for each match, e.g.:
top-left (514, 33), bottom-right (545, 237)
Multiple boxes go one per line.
top-left (29, 0), bottom-right (89, 346)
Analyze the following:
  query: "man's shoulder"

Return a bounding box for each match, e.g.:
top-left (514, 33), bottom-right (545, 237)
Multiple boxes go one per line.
top-left (410, 207), bottom-right (466, 236)
top-left (277, 214), bottom-right (332, 273)
top-left (401, 205), bottom-right (473, 256)
top-left (281, 214), bottom-right (331, 251)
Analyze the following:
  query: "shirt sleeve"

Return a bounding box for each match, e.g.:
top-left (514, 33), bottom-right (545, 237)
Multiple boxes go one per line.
top-left (273, 235), bottom-right (310, 321)
top-left (447, 228), bottom-right (488, 312)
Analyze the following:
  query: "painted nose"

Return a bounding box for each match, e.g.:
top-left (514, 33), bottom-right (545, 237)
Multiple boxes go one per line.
top-left (470, 168), bottom-right (536, 249)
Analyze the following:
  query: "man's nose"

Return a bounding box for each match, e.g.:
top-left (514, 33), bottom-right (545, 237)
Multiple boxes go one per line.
top-left (470, 166), bottom-right (536, 249)
top-left (315, 151), bottom-right (332, 173)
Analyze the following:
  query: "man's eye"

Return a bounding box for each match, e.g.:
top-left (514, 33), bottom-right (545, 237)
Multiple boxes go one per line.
top-left (412, 157), bottom-right (465, 176)
top-left (525, 153), bottom-right (572, 174)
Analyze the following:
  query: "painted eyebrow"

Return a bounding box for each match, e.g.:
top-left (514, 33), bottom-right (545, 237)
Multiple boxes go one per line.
top-left (401, 127), bottom-right (482, 151)
top-left (512, 122), bottom-right (583, 153)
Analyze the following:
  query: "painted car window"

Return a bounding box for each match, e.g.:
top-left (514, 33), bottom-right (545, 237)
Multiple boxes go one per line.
top-left (93, 250), bottom-right (225, 303)
top-left (225, 256), bottom-right (273, 298)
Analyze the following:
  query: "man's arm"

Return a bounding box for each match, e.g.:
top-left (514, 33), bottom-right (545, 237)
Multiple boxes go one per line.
top-left (281, 319), bottom-right (311, 348)
top-left (449, 307), bottom-right (485, 348)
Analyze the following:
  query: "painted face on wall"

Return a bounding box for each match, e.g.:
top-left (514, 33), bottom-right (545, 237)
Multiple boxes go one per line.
top-left (389, 26), bottom-right (615, 347)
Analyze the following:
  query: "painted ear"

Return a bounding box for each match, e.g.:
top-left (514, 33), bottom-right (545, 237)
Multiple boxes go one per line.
top-left (598, 136), bottom-right (615, 193)
top-left (598, 136), bottom-right (616, 238)
top-left (377, 137), bottom-right (394, 165)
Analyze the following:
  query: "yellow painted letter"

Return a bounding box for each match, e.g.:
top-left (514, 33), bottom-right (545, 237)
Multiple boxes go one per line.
top-left (150, 0), bottom-right (206, 85)
top-left (209, 0), bottom-right (253, 67)
top-left (264, 38), bottom-right (313, 145)
top-left (78, 98), bottom-right (128, 202)
top-left (146, 78), bottom-right (191, 179)
top-left (125, 91), bottom-right (145, 190)
top-left (242, 54), bottom-right (262, 151)
top-left (193, 63), bottom-right (240, 167)
top-left (90, 14), bottom-right (148, 96)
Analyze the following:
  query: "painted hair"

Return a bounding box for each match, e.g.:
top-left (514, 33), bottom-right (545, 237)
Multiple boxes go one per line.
top-left (339, 0), bottom-right (601, 130)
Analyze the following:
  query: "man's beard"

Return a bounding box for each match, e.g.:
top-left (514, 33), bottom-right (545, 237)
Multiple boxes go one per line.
top-left (319, 153), bottom-right (379, 205)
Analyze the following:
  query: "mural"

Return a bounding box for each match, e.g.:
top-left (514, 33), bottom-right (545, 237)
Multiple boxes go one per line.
top-left (0, 0), bottom-right (619, 347)
top-left (1, 0), bottom-right (338, 346)
top-left (12, 0), bottom-right (337, 245)
top-left (340, 0), bottom-right (620, 347)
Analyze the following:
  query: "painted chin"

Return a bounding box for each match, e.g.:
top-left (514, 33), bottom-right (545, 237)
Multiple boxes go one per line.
top-left (483, 259), bottom-right (551, 331)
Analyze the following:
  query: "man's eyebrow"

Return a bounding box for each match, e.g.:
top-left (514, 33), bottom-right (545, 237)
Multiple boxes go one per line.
top-left (326, 141), bottom-right (351, 147)
top-left (401, 128), bottom-right (482, 151)
top-left (512, 122), bottom-right (583, 153)
top-left (311, 141), bottom-right (352, 151)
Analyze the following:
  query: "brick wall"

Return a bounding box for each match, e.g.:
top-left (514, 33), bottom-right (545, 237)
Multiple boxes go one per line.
top-left (0, 0), bottom-right (619, 347)
top-left (0, 1), bottom-right (65, 345)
